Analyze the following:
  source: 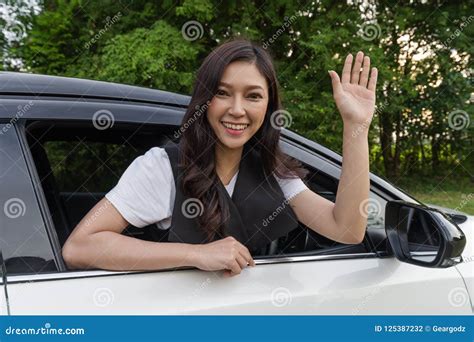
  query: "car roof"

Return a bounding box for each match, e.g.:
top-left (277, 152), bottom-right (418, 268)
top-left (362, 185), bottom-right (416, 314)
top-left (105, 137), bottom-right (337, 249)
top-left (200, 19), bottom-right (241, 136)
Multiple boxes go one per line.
top-left (0, 71), bottom-right (191, 108)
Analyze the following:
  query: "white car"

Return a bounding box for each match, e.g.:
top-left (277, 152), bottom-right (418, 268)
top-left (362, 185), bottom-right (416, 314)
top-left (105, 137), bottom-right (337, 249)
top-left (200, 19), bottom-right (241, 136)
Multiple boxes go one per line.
top-left (0, 72), bottom-right (471, 315)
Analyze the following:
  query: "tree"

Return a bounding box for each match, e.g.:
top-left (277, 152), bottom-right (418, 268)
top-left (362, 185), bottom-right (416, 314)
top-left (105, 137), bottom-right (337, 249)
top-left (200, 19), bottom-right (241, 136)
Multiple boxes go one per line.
top-left (10, 0), bottom-right (473, 181)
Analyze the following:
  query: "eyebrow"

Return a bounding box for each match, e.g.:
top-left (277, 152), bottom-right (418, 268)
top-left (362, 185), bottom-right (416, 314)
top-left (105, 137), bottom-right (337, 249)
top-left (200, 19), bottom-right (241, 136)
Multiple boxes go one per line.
top-left (218, 81), bottom-right (264, 91)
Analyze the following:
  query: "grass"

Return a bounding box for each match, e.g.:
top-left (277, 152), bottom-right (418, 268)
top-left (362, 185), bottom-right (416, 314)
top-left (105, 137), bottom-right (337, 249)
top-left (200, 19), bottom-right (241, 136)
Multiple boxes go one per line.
top-left (392, 175), bottom-right (474, 215)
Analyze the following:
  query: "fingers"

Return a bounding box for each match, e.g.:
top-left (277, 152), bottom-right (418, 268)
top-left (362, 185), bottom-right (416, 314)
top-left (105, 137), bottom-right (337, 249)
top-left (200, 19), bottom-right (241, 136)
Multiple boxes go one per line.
top-left (351, 51), bottom-right (364, 84)
top-left (341, 54), bottom-right (353, 84)
top-left (235, 254), bottom-right (248, 270)
top-left (368, 67), bottom-right (378, 92)
top-left (217, 237), bottom-right (257, 277)
top-left (239, 245), bottom-right (255, 267)
top-left (359, 56), bottom-right (370, 87)
top-left (328, 71), bottom-right (342, 94)
top-left (227, 259), bottom-right (242, 275)
top-left (227, 245), bottom-right (255, 277)
top-left (341, 51), bottom-right (376, 90)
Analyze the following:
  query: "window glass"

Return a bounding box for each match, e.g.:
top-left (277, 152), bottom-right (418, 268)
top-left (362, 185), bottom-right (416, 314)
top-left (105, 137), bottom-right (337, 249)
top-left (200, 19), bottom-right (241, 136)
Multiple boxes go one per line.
top-left (0, 124), bottom-right (57, 275)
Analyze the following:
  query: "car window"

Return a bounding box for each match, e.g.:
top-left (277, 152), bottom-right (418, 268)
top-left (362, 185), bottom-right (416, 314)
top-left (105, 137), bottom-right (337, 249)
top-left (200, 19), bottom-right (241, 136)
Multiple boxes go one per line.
top-left (25, 120), bottom-right (176, 254)
top-left (0, 123), bottom-right (58, 276)
top-left (275, 139), bottom-right (388, 257)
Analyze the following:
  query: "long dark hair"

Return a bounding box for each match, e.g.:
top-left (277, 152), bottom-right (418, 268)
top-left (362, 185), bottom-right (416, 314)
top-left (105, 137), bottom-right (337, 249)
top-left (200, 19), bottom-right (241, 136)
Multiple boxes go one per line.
top-left (178, 38), bottom-right (308, 241)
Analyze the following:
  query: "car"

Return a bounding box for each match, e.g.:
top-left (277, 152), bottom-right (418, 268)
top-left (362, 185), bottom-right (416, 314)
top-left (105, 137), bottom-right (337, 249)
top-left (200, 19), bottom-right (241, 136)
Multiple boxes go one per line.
top-left (0, 71), bottom-right (472, 315)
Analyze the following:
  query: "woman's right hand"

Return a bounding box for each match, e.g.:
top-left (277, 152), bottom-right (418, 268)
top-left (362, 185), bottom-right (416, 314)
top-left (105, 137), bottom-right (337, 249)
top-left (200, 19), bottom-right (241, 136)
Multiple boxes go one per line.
top-left (193, 236), bottom-right (256, 277)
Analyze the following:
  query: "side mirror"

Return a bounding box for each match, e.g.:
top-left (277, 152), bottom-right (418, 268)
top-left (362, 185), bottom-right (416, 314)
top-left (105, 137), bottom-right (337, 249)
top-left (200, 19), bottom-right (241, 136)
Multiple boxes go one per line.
top-left (385, 200), bottom-right (466, 268)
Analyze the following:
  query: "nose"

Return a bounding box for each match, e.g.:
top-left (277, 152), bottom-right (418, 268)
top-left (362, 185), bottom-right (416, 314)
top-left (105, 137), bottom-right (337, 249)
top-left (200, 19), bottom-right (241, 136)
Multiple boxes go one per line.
top-left (229, 95), bottom-right (246, 117)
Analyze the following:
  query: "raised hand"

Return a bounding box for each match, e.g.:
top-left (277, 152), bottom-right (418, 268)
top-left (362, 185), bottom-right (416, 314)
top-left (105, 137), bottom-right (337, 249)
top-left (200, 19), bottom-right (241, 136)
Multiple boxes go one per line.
top-left (328, 51), bottom-right (378, 126)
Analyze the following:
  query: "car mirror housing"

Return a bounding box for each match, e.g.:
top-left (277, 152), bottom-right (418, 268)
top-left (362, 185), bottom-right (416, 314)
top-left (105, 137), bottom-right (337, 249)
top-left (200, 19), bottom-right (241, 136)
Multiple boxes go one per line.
top-left (385, 200), bottom-right (466, 268)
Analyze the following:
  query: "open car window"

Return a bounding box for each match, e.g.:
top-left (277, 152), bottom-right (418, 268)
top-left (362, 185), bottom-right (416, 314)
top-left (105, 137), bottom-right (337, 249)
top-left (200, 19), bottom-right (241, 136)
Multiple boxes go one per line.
top-left (24, 120), bottom-right (176, 253)
top-left (21, 121), bottom-right (380, 276)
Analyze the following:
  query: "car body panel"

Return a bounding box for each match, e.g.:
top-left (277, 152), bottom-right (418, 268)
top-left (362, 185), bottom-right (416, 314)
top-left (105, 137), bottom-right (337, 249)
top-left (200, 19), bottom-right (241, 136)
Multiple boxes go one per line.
top-left (5, 255), bottom-right (470, 315)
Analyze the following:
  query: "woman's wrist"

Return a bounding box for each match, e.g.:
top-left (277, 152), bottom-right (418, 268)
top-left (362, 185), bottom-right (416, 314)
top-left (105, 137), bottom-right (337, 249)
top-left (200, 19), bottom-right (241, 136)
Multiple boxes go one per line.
top-left (185, 243), bottom-right (203, 268)
top-left (343, 120), bottom-right (370, 140)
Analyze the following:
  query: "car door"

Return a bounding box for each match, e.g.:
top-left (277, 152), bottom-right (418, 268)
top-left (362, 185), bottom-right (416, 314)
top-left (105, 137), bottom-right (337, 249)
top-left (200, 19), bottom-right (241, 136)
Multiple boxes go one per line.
top-left (0, 121), bottom-right (60, 315)
top-left (2, 102), bottom-right (470, 314)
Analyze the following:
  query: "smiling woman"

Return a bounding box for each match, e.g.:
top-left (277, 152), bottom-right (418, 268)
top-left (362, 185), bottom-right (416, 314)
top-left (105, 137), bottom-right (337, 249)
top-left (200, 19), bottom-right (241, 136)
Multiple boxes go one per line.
top-left (62, 38), bottom-right (378, 277)
top-left (176, 40), bottom-right (309, 251)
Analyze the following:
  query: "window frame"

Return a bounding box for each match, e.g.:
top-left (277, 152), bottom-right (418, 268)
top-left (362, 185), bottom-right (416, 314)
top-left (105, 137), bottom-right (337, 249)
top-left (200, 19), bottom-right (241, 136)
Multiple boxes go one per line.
top-left (16, 120), bottom-right (67, 271)
top-left (0, 120), bottom-right (64, 276)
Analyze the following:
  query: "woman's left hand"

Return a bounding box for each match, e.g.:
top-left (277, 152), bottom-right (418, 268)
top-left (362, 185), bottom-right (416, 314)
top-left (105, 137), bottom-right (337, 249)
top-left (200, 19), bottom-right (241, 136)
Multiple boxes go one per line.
top-left (328, 51), bottom-right (378, 126)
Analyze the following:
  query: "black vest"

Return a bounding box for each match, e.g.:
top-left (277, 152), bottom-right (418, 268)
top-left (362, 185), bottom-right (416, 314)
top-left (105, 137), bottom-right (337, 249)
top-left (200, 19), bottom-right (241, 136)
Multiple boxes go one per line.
top-left (163, 141), bottom-right (299, 254)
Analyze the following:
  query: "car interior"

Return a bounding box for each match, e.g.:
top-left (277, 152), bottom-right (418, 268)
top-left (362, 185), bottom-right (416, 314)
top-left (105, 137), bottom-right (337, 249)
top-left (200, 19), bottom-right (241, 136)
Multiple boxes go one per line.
top-left (24, 120), bottom-right (375, 273)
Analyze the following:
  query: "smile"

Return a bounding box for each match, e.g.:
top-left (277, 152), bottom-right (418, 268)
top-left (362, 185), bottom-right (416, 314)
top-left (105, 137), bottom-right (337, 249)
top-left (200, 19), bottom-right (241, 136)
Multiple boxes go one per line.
top-left (221, 121), bottom-right (250, 131)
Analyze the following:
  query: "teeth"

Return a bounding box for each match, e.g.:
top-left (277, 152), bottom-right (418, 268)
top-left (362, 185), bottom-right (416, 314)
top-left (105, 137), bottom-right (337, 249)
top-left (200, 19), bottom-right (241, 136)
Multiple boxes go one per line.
top-left (222, 122), bottom-right (249, 130)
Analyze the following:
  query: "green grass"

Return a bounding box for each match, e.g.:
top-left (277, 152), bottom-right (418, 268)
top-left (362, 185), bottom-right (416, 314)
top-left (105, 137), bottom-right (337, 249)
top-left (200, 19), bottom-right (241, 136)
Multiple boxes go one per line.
top-left (392, 175), bottom-right (474, 215)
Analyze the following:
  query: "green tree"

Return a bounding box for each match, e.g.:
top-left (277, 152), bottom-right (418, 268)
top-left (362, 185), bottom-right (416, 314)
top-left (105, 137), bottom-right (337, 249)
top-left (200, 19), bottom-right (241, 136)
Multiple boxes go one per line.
top-left (10, 0), bottom-right (473, 182)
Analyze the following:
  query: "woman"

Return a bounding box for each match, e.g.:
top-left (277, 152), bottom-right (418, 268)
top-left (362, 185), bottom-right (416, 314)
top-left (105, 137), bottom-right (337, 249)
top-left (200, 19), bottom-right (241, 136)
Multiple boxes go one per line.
top-left (62, 39), bottom-right (377, 277)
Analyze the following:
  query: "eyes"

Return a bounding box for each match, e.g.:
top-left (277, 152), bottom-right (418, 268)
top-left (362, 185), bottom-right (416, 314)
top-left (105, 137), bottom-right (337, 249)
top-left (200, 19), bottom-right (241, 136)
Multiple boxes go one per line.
top-left (215, 88), bottom-right (263, 101)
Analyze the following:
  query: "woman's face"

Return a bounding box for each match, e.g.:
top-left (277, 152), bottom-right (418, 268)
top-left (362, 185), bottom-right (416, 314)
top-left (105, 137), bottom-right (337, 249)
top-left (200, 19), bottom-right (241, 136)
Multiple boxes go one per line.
top-left (207, 60), bottom-right (269, 151)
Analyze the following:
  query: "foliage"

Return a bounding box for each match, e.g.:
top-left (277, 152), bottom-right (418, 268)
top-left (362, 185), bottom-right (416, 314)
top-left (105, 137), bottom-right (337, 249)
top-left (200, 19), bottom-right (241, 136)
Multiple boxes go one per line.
top-left (2, 0), bottom-right (472, 186)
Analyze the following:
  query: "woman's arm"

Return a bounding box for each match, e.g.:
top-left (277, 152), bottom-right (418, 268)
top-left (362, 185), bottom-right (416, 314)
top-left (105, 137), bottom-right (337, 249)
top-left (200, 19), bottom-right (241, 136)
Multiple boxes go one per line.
top-left (287, 51), bottom-right (377, 244)
top-left (62, 197), bottom-right (199, 271)
top-left (62, 197), bottom-right (255, 274)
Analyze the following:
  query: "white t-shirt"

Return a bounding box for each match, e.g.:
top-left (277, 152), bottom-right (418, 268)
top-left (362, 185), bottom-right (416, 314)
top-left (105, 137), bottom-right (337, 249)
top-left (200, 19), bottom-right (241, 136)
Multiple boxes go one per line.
top-left (105, 147), bottom-right (309, 230)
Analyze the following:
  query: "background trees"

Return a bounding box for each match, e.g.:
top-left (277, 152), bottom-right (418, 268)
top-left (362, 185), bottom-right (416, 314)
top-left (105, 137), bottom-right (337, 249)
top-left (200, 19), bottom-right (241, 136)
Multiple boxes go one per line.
top-left (2, 0), bottom-right (472, 212)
